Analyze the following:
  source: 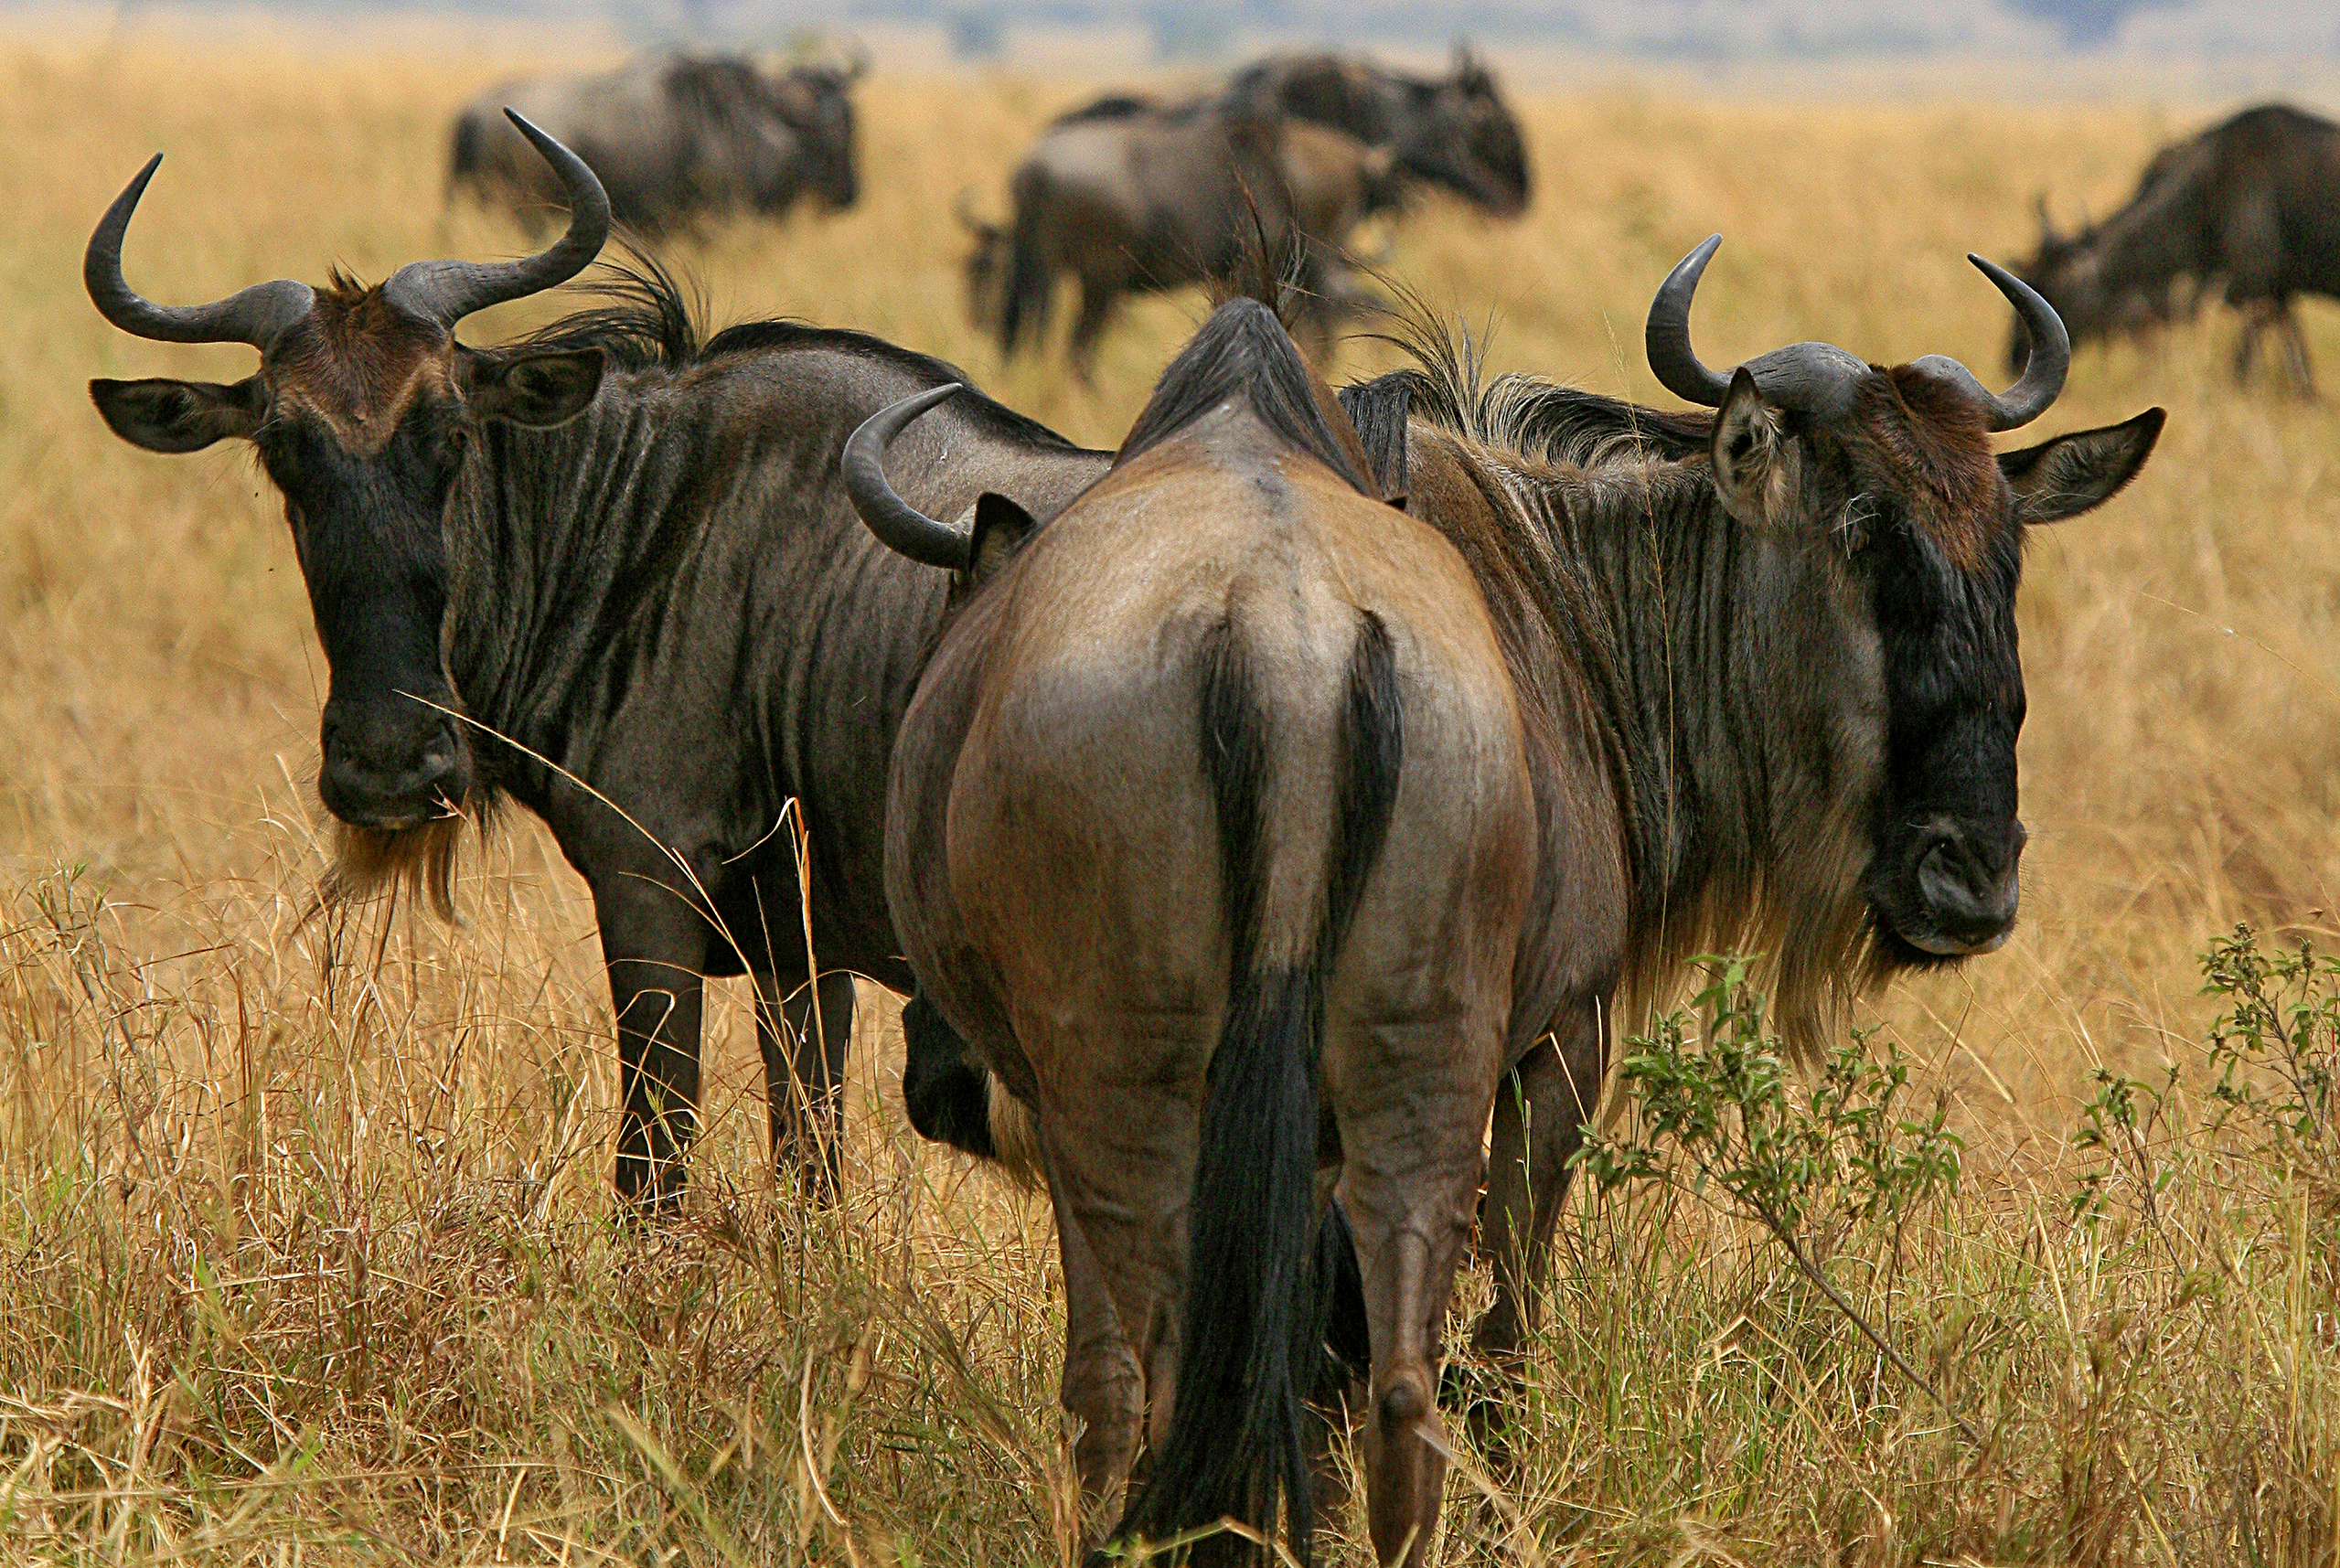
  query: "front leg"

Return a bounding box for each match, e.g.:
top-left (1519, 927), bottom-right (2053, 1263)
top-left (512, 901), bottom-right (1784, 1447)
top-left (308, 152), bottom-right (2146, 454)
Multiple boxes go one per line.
top-left (594, 876), bottom-right (711, 1214)
top-left (1474, 997), bottom-right (1609, 1373)
top-left (755, 969), bottom-right (858, 1197)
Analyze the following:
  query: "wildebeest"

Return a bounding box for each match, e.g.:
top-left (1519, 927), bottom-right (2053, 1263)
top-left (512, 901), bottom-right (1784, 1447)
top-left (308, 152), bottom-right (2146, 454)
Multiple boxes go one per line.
top-left (849, 243), bottom-right (2161, 1560)
top-left (2009, 102), bottom-right (2340, 389)
top-left (448, 50), bottom-right (862, 234)
top-left (86, 113), bottom-right (1109, 1210)
top-left (960, 98), bottom-right (1400, 377)
top-left (1225, 45), bottom-right (1531, 218)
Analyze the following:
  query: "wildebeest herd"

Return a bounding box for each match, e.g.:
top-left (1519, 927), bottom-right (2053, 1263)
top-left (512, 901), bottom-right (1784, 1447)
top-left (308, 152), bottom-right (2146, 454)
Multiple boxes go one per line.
top-left (83, 41), bottom-right (2340, 1565)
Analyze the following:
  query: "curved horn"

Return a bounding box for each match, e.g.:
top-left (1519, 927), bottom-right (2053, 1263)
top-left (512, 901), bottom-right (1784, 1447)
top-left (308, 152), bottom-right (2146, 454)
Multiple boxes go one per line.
top-left (842, 384), bottom-right (971, 571)
top-left (1646, 234), bottom-right (1870, 419)
top-left (845, 39), bottom-right (871, 82)
top-left (85, 155), bottom-right (315, 348)
top-left (1644, 234), bottom-right (1734, 406)
top-left (1909, 253), bottom-right (2069, 432)
top-left (382, 111), bottom-right (609, 328)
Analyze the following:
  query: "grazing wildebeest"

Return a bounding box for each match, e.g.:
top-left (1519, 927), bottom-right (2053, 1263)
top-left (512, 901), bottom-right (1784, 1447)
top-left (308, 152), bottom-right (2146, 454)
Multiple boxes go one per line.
top-left (2009, 102), bottom-right (2340, 390)
top-left (86, 114), bottom-right (1109, 1210)
top-left (964, 99), bottom-right (1400, 377)
top-left (1225, 46), bottom-right (1531, 218)
top-left (851, 241), bottom-right (2161, 1560)
top-left (449, 50), bottom-right (862, 234)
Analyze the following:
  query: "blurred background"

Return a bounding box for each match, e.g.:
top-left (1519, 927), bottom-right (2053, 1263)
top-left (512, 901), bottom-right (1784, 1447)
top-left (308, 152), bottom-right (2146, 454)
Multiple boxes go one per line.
top-left (29, 0), bottom-right (2340, 91)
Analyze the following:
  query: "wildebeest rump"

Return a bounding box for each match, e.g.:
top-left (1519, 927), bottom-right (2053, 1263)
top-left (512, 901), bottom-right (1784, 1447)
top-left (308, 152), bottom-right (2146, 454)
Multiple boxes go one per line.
top-left (2009, 102), bottom-right (2340, 389)
top-left (85, 116), bottom-right (1110, 1209)
top-left (961, 98), bottom-right (1399, 376)
top-left (856, 294), bottom-right (1512, 1566)
top-left (859, 243), bottom-right (2163, 1558)
top-left (449, 50), bottom-right (862, 234)
top-left (1225, 45), bottom-right (1531, 217)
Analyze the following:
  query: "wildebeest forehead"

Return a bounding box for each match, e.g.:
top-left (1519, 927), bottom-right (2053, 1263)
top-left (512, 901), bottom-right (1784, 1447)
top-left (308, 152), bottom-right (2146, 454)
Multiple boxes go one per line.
top-left (1843, 364), bottom-right (2006, 572)
top-left (265, 283), bottom-right (455, 453)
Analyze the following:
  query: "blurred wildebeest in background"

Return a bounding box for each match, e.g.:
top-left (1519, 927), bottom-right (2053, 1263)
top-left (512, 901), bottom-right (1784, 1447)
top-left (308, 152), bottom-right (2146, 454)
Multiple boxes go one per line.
top-left (449, 48), bottom-right (864, 234)
top-left (1226, 45), bottom-right (1532, 218)
top-left (958, 98), bottom-right (1401, 378)
top-left (2010, 102), bottom-right (2340, 390)
top-left (87, 114), bottom-right (1114, 1213)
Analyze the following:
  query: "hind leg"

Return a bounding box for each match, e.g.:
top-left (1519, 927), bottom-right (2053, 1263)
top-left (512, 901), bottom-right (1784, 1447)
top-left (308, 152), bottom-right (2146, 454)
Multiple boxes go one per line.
top-left (1328, 1010), bottom-right (1509, 1567)
top-left (1042, 1137), bottom-right (1147, 1541)
top-left (1023, 1003), bottom-right (1212, 1528)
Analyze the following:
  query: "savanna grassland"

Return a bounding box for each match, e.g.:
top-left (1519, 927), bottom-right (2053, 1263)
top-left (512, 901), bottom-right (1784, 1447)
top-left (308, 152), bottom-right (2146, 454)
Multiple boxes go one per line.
top-left (4, 27), bottom-right (2340, 1563)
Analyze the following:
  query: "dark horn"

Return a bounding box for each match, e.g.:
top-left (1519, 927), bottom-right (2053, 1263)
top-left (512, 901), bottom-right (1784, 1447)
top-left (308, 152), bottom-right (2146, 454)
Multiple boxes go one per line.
top-left (381, 111), bottom-right (609, 328)
top-left (1644, 233), bottom-right (1734, 407)
top-left (1910, 253), bottom-right (2069, 432)
top-left (842, 384), bottom-right (972, 571)
top-left (85, 155), bottom-right (315, 348)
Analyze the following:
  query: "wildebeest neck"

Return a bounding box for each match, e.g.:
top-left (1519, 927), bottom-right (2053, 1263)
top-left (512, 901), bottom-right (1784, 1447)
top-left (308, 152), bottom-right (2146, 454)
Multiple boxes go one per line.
top-left (1408, 418), bottom-right (1884, 1042)
top-left (432, 312), bottom-right (1106, 947)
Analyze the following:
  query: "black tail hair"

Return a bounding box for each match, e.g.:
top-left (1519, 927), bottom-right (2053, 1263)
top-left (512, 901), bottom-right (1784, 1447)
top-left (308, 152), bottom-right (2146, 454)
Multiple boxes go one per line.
top-left (998, 168), bottom-right (1056, 357)
top-left (1117, 612), bottom-right (1404, 1568)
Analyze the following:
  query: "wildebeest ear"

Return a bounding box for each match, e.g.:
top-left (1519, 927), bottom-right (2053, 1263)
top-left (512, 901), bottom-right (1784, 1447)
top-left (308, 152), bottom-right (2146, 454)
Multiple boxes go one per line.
top-left (471, 347), bottom-right (605, 429)
top-left (90, 377), bottom-right (262, 453)
top-left (2000, 407), bottom-right (2165, 525)
top-left (1708, 366), bottom-right (1787, 527)
top-left (966, 492), bottom-right (1037, 583)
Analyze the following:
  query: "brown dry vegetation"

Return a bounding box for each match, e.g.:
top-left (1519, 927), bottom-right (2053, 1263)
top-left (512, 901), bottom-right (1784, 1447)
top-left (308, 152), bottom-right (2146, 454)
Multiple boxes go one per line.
top-left (3, 31), bottom-right (2338, 1565)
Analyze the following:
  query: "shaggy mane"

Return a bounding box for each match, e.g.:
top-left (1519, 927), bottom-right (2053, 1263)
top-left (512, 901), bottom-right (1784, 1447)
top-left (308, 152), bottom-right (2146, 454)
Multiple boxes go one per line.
top-left (1373, 305), bottom-right (1888, 1062)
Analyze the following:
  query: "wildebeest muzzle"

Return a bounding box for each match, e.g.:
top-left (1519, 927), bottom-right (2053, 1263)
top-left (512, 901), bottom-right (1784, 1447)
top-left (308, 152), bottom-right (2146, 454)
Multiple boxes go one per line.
top-left (319, 688), bottom-right (470, 831)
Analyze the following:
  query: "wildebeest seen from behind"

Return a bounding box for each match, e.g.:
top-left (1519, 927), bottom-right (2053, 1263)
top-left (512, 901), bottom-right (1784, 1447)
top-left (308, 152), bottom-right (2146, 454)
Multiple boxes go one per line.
top-left (854, 292), bottom-right (1517, 1565)
top-left (1226, 45), bottom-right (1531, 218)
top-left (963, 98), bottom-right (1400, 378)
top-left (86, 113), bottom-right (1110, 1211)
top-left (2009, 102), bottom-right (2340, 390)
top-left (449, 50), bottom-right (863, 234)
top-left (861, 240), bottom-right (2163, 1552)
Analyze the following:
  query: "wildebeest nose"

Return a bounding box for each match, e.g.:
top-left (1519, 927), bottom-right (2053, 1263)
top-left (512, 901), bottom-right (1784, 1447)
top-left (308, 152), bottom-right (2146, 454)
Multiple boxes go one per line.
top-left (1916, 826), bottom-right (2021, 941)
top-left (320, 709), bottom-right (467, 827)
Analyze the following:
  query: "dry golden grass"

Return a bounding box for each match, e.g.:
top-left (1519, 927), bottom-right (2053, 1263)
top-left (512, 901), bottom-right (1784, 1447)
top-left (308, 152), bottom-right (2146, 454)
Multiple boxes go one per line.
top-left (2, 32), bottom-right (2337, 1564)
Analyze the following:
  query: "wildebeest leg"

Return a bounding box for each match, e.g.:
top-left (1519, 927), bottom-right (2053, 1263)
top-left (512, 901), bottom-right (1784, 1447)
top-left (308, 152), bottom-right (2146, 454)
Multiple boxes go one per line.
top-left (1042, 1137), bottom-right (1145, 1542)
top-left (1330, 1015), bottom-right (1506, 1568)
top-left (595, 880), bottom-right (710, 1214)
top-left (753, 969), bottom-right (858, 1195)
top-left (1067, 278), bottom-right (1118, 385)
top-left (1473, 997), bottom-right (1609, 1372)
top-left (2233, 301), bottom-right (2269, 382)
top-left (2276, 300), bottom-right (2315, 395)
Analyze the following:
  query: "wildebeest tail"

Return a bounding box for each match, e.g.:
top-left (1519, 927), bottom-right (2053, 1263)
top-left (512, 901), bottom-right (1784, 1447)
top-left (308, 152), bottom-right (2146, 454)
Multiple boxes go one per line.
top-left (1116, 612), bottom-right (1403, 1567)
top-left (998, 168), bottom-right (1054, 357)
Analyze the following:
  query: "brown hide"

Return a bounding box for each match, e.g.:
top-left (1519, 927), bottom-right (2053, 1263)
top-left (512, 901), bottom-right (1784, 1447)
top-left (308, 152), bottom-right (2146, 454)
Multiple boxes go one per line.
top-left (887, 382), bottom-right (1536, 1563)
